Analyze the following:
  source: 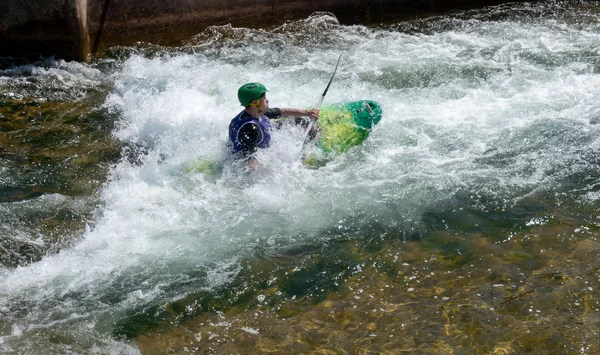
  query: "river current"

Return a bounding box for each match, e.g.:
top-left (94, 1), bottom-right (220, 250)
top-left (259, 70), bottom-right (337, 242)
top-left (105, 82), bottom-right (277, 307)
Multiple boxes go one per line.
top-left (1, 2), bottom-right (599, 354)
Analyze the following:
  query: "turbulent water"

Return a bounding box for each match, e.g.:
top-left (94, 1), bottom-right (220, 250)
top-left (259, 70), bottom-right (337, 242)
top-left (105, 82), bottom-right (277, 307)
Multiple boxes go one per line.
top-left (1, 1), bottom-right (599, 354)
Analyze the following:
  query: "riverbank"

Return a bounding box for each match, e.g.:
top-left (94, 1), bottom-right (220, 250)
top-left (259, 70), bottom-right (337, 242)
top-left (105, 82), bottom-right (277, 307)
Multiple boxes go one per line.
top-left (1, 0), bottom-right (536, 61)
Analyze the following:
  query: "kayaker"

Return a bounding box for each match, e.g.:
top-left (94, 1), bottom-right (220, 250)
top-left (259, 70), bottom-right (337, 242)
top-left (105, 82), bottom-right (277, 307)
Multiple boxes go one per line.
top-left (229, 82), bottom-right (319, 166)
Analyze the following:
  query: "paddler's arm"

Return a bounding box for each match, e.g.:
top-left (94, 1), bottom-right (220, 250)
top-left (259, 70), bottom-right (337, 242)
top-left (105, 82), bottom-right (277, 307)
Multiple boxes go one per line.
top-left (237, 123), bottom-right (264, 172)
top-left (279, 108), bottom-right (320, 120)
top-left (265, 108), bottom-right (319, 120)
top-left (237, 123), bottom-right (261, 156)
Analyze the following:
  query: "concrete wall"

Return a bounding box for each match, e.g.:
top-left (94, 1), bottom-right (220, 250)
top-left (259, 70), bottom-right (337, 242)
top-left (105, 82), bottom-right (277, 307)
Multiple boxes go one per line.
top-left (0, 0), bottom-right (516, 62)
top-left (1, 0), bottom-right (88, 60)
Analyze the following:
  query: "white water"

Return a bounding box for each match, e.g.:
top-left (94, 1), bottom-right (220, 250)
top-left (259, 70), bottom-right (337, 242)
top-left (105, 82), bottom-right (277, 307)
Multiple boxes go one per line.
top-left (2, 4), bottom-right (600, 353)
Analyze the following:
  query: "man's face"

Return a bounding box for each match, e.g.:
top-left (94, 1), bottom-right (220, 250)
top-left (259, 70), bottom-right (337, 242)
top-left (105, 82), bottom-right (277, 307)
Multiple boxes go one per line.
top-left (259, 95), bottom-right (269, 111)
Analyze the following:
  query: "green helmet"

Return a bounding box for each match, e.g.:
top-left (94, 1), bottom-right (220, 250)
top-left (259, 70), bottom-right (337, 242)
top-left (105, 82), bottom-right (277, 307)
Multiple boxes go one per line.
top-left (238, 82), bottom-right (267, 106)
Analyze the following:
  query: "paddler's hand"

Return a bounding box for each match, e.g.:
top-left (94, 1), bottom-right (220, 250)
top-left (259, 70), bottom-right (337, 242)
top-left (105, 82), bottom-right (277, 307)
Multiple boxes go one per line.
top-left (308, 108), bottom-right (320, 120)
top-left (245, 157), bottom-right (263, 172)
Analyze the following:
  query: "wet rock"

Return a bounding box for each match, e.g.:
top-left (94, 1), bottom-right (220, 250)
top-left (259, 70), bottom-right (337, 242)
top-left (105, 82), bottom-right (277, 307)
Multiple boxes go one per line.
top-left (0, 235), bottom-right (46, 267)
top-left (570, 239), bottom-right (600, 262)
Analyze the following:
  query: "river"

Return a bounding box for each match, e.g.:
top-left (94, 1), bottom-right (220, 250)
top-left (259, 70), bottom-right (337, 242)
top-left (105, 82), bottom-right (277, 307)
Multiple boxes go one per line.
top-left (1, 1), bottom-right (599, 354)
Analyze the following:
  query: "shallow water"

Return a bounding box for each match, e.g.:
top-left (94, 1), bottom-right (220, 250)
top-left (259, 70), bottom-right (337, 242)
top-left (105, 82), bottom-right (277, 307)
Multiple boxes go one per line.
top-left (1, 1), bottom-right (599, 354)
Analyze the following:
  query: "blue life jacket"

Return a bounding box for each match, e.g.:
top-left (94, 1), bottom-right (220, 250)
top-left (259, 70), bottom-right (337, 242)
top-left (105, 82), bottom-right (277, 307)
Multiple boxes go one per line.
top-left (228, 110), bottom-right (273, 154)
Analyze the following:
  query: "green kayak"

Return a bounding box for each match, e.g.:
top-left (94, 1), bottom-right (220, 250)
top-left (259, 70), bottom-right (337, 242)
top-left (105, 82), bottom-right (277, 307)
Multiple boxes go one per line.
top-left (315, 100), bottom-right (383, 153)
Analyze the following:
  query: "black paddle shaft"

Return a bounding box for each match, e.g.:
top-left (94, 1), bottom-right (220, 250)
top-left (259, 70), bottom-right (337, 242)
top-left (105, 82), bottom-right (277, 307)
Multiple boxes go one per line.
top-left (302, 54), bottom-right (342, 145)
